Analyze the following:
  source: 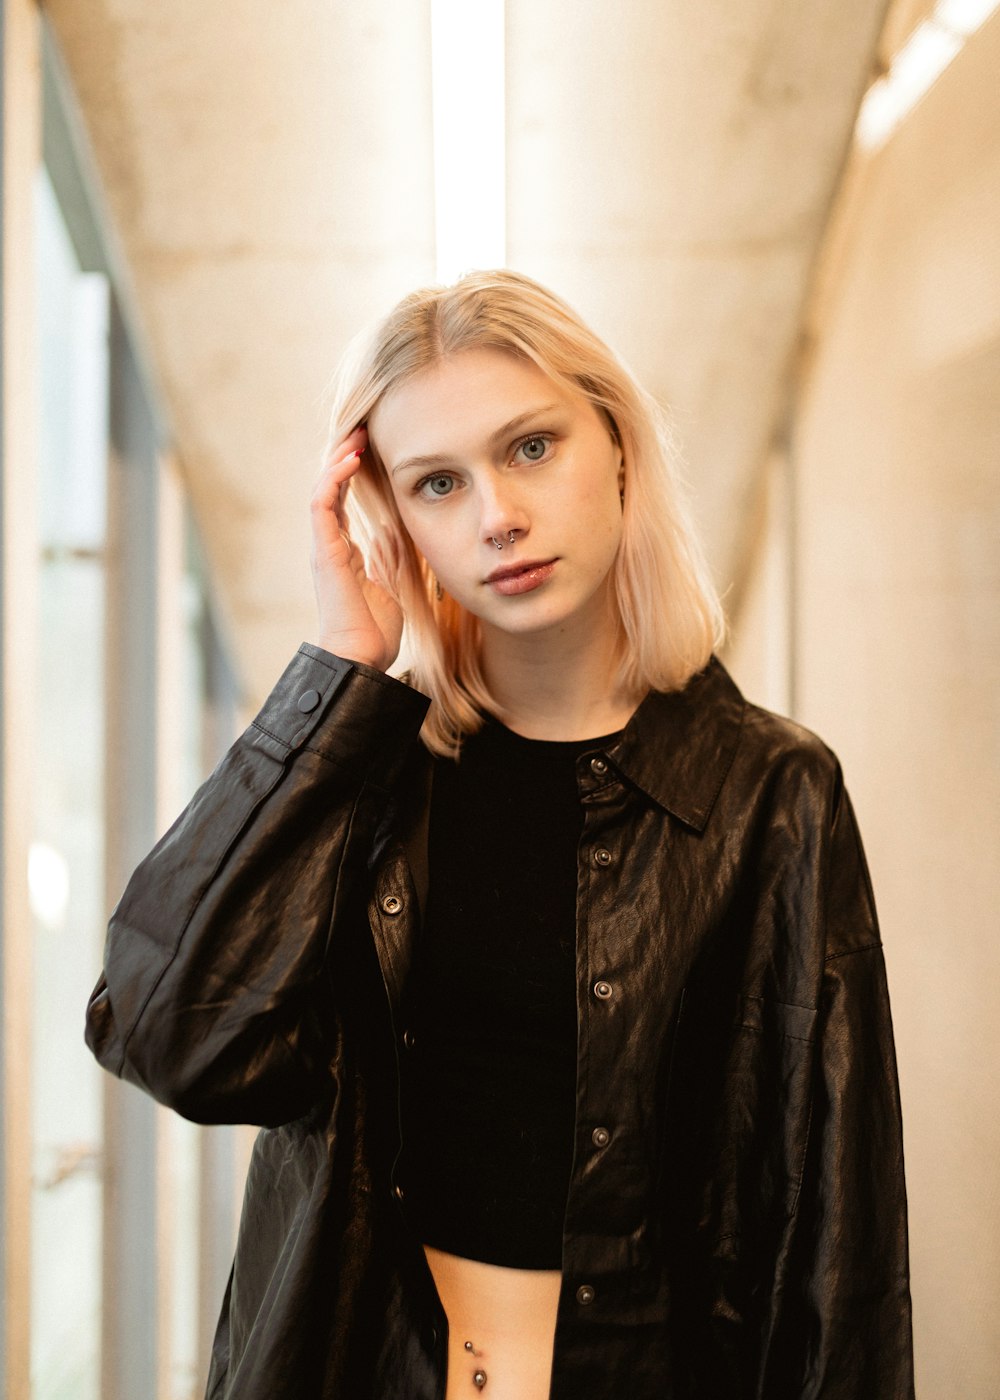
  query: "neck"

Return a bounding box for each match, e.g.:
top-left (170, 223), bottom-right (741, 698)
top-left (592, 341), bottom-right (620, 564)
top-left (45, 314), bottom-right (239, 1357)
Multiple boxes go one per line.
top-left (479, 604), bottom-right (640, 741)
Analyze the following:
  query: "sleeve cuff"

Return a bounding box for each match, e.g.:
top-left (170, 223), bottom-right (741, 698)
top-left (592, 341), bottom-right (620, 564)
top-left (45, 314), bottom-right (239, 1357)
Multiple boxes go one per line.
top-left (247, 645), bottom-right (430, 786)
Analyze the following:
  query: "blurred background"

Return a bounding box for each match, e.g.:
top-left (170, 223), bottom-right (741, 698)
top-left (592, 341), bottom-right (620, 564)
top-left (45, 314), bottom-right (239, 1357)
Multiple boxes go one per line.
top-left (1, 0), bottom-right (997, 1396)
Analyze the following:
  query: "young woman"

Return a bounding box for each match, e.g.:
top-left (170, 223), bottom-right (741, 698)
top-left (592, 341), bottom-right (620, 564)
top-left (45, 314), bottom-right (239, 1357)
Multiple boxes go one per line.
top-left (87, 270), bottom-right (914, 1399)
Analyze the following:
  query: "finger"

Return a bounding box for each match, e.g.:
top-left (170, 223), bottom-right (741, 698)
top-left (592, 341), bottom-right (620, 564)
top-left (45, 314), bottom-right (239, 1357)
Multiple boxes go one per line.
top-left (311, 448), bottom-right (363, 531)
top-left (308, 464), bottom-right (361, 562)
top-left (331, 421), bottom-right (368, 452)
top-left (311, 420), bottom-right (367, 493)
top-left (325, 423), bottom-right (368, 472)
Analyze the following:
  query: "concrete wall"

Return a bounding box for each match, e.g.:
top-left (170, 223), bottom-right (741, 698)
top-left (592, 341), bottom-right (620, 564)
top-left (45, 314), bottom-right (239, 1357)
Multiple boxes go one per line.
top-left (727, 15), bottom-right (1000, 1396)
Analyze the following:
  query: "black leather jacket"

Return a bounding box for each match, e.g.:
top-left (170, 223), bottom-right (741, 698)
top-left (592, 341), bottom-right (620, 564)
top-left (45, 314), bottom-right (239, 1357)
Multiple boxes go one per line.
top-left (86, 645), bottom-right (914, 1399)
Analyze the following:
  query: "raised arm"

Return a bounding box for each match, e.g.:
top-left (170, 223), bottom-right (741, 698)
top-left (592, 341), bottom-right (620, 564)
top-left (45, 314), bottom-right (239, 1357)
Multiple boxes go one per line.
top-left (85, 648), bottom-right (428, 1127)
top-left (86, 426), bottom-right (423, 1127)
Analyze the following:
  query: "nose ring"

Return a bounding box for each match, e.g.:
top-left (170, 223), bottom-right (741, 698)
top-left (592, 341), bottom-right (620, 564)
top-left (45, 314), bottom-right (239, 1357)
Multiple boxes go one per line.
top-left (490, 531), bottom-right (517, 549)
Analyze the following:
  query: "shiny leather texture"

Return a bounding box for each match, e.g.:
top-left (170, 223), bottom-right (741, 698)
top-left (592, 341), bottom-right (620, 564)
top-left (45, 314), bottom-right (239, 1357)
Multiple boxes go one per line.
top-left (86, 645), bottom-right (914, 1399)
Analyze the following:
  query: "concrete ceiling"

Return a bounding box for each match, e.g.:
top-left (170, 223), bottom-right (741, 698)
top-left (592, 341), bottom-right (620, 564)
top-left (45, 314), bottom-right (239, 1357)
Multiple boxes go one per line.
top-left (43, 0), bottom-right (892, 707)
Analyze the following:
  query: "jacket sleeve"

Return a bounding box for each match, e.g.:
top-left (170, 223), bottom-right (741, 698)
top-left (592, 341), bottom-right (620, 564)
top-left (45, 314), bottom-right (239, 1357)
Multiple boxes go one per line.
top-left (84, 644), bottom-right (429, 1128)
top-left (773, 777), bottom-right (914, 1397)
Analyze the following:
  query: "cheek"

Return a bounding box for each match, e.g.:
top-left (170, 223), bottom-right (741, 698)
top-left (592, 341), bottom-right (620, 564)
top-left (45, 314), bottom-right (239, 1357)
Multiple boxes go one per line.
top-left (393, 503), bottom-right (459, 584)
top-left (587, 488), bottom-right (625, 578)
top-left (577, 472), bottom-right (625, 542)
top-left (389, 493), bottom-right (430, 556)
top-left (593, 517), bottom-right (624, 578)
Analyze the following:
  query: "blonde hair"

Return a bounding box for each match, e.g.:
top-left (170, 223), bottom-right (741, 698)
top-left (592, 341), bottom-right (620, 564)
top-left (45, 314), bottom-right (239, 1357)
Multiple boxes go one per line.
top-left (326, 269), bottom-right (724, 757)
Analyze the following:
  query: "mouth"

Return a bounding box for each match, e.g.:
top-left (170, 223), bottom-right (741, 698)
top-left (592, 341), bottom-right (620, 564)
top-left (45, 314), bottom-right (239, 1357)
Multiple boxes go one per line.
top-left (484, 558), bottom-right (558, 596)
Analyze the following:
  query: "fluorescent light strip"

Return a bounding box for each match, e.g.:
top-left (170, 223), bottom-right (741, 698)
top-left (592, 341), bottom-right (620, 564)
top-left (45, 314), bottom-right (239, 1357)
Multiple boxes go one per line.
top-left (431, 0), bottom-right (506, 283)
top-left (935, 0), bottom-right (1000, 35)
top-left (856, 0), bottom-right (999, 150)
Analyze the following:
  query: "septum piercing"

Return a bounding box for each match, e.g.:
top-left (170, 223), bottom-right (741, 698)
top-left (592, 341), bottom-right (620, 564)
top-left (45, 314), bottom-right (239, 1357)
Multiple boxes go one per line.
top-left (491, 531), bottom-right (517, 550)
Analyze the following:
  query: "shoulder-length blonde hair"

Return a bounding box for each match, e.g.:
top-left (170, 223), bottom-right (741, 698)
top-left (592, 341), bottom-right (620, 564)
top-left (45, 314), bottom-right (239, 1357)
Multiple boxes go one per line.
top-left (325, 269), bottom-right (724, 757)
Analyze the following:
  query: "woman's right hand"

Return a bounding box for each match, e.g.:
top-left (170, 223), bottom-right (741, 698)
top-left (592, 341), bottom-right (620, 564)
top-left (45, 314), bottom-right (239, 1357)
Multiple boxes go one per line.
top-left (310, 425), bottom-right (404, 672)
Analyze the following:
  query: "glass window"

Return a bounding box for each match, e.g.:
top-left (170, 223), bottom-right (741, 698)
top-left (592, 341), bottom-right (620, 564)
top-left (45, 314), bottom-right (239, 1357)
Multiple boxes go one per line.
top-left (28, 37), bottom-right (243, 1400)
top-left (30, 165), bottom-right (109, 1400)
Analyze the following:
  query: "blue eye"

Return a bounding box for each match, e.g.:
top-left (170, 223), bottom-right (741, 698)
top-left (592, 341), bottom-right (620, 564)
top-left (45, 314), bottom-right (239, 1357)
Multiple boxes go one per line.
top-left (517, 435), bottom-right (550, 462)
top-left (418, 473), bottom-right (455, 498)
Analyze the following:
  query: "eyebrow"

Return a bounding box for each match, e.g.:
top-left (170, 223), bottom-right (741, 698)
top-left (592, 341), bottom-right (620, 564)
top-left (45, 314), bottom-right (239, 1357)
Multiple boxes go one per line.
top-left (389, 404), bottom-right (561, 476)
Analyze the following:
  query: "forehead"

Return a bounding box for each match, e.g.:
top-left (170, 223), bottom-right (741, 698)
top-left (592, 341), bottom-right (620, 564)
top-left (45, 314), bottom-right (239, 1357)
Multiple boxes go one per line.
top-left (368, 348), bottom-right (592, 462)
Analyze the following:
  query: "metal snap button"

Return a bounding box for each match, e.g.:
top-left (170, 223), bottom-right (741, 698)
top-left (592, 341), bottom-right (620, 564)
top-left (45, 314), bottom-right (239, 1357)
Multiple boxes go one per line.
top-left (381, 894), bottom-right (402, 915)
top-left (592, 1126), bottom-right (610, 1148)
top-left (402, 1028), bottom-right (416, 1050)
top-left (590, 756), bottom-right (608, 776)
top-left (576, 1284), bottom-right (596, 1305)
top-left (593, 980), bottom-right (613, 1001)
top-left (392, 1183), bottom-right (405, 1201)
top-left (593, 847), bottom-right (612, 867)
top-left (296, 688), bottom-right (321, 713)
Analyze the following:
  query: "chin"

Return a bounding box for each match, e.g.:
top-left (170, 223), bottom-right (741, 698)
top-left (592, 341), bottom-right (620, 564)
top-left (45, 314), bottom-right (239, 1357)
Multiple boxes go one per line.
top-left (481, 601), bottom-right (581, 637)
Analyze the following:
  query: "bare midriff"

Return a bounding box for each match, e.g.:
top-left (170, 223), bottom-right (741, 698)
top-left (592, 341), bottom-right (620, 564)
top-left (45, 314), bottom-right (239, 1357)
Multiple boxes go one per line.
top-left (423, 1245), bottom-right (562, 1400)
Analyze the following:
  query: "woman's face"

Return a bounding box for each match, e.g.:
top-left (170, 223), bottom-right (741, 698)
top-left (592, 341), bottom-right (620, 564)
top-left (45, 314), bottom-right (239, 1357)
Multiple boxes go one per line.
top-left (368, 348), bottom-right (624, 643)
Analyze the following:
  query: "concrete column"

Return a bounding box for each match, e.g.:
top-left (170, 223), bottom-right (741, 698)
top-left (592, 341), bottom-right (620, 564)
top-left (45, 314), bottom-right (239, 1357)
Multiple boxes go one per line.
top-left (789, 20), bottom-right (1000, 1397)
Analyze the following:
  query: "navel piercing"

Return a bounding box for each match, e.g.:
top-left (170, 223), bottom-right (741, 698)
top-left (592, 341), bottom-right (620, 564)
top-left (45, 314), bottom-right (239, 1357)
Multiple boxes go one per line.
top-left (464, 1342), bottom-right (487, 1389)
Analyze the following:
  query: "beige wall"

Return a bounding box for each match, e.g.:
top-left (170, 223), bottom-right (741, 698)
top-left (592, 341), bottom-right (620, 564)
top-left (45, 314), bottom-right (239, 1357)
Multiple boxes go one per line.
top-left (728, 16), bottom-right (1000, 1397)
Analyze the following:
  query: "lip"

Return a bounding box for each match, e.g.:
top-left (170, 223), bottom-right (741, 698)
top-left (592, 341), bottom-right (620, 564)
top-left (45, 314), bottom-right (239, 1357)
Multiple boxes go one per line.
top-left (485, 557), bottom-right (558, 595)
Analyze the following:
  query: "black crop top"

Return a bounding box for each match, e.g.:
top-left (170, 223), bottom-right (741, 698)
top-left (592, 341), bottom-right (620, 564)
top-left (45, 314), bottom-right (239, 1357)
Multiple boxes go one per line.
top-left (398, 715), bottom-right (620, 1270)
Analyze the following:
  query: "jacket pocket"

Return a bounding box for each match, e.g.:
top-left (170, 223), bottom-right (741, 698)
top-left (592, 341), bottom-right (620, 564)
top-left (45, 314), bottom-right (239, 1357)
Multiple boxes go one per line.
top-left (663, 983), bottom-right (817, 1251)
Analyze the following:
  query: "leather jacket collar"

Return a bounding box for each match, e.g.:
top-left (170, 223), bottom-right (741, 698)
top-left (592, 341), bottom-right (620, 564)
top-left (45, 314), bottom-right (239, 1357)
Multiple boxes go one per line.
top-left (606, 656), bottom-right (746, 831)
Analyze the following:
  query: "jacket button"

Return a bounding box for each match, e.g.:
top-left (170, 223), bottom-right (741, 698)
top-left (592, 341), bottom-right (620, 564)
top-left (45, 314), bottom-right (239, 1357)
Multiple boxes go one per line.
top-left (593, 847), bottom-right (612, 867)
top-left (590, 756), bottom-right (608, 776)
top-left (393, 1184), bottom-right (405, 1201)
top-left (296, 688), bottom-right (321, 713)
top-left (592, 1126), bottom-right (610, 1148)
top-left (576, 1284), bottom-right (596, 1306)
top-left (593, 980), bottom-right (614, 1001)
top-left (381, 894), bottom-right (403, 915)
top-left (402, 1028), bottom-right (416, 1050)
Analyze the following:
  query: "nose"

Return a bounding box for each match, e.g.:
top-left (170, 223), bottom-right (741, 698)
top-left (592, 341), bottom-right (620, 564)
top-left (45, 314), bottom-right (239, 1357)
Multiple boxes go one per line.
top-left (478, 473), bottom-right (529, 549)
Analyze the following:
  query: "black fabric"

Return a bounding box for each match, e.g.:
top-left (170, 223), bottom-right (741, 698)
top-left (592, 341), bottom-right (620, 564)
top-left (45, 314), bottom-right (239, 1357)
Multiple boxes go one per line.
top-left (399, 717), bottom-right (621, 1269)
top-left (84, 650), bottom-right (915, 1400)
